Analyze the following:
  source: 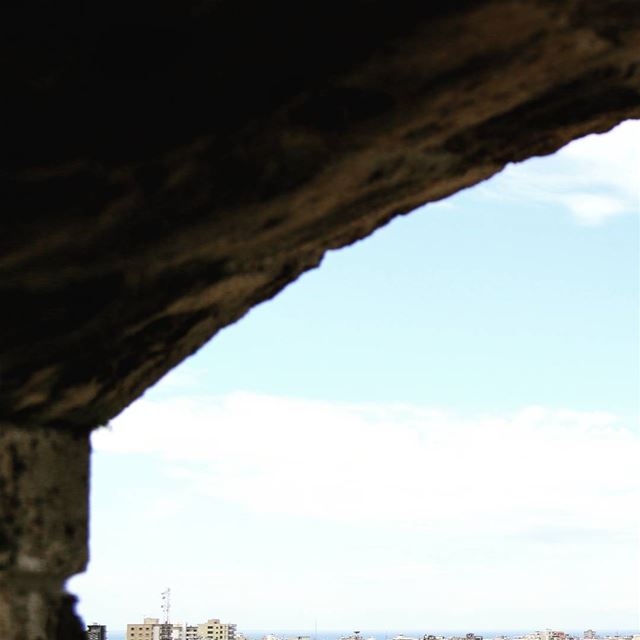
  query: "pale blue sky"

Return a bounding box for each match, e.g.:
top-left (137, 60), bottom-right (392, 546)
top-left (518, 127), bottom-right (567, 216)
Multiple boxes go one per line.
top-left (71, 122), bottom-right (639, 633)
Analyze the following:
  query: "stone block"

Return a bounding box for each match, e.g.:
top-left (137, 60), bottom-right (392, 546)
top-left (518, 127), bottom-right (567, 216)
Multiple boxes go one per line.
top-left (0, 425), bottom-right (89, 639)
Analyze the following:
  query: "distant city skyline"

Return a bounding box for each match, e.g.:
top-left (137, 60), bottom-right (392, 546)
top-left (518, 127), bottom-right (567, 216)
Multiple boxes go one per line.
top-left (92, 628), bottom-right (640, 639)
top-left (71, 121), bottom-right (639, 631)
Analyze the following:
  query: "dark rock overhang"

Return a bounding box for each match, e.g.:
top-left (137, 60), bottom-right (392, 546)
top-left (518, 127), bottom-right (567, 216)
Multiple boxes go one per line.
top-left (2, 0), bottom-right (639, 429)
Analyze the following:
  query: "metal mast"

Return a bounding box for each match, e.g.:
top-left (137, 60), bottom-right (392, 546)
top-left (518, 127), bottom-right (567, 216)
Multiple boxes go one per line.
top-left (160, 588), bottom-right (171, 640)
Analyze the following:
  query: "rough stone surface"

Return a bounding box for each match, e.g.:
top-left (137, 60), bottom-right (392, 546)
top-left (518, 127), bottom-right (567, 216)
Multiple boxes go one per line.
top-left (1, 2), bottom-right (640, 636)
top-left (2, 0), bottom-right (639, 431)
top-left (0, 425), bottom-right (88, 638)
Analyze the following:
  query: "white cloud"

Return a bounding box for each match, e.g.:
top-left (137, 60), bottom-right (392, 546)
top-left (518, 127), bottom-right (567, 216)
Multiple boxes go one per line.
top-left (479, 119), bottom-right (640, 225)
top-left (557, 192), bottom-right (629, 226)
top-left (95, 393), bottom-right (639, 538)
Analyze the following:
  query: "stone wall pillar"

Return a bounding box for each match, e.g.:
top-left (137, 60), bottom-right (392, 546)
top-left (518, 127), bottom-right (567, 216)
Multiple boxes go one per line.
top-left (0, 425), bottom-right (89, 640)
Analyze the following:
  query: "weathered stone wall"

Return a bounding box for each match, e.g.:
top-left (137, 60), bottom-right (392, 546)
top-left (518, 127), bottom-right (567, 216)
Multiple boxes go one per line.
top-left (0, 427), bottom-right (88, 639)
top-left (1, 0), bottom-right (639, 636)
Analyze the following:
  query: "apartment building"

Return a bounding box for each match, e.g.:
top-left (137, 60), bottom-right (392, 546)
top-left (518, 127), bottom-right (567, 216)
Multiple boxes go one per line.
top-left (126, 618), bottom-right (185, 640)
top-left (127, 618), bottom-right (160, 640)
top-left (87, 623), bottom-right (107, 640)
top-left (197, 619), bottom-right (237, 640)
top-left (126, 616), bottom-right (237, 640)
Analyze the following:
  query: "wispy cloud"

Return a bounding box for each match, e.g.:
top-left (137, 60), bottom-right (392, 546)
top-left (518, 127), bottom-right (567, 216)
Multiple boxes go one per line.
top-left (478, 119), bottom-right (640, 225)
top-left (95, 393), bottom-right (639, 538)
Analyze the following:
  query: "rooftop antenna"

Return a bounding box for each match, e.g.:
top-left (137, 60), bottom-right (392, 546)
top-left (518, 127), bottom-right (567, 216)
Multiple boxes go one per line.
top-left (160, 588), bottom-right (172, 640)
top-left (161, 587), bottom-right (171, 623)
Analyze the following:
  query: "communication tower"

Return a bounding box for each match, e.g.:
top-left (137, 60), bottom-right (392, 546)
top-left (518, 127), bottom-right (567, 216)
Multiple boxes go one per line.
top-left (160, 588), bottom-right (172, 640)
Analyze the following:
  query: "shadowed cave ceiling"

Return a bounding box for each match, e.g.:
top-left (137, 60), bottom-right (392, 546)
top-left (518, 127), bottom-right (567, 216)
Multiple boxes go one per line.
top-left (2, 0), bottom-right (640, 431)
top-left (1, 2), bottom-right (639, 638)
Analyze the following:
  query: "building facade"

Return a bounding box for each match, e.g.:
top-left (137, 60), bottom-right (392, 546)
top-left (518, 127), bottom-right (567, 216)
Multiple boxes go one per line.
top-left (87, 623), bottom-right (107, 640)
top-left (197, 619), bottom-right (237, 640)
top-left (127, 618), bottom-right (159, 640)
top-left (127, 617), bottom-right (237, 640)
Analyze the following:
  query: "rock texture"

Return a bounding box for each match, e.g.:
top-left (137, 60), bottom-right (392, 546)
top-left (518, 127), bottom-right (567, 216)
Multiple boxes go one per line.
top-left (1, 0), bottom-right (640, 636)
top-left (0, 426), bottom-right (88, 640)
top-left (3, 0), bottom-right (639, 431)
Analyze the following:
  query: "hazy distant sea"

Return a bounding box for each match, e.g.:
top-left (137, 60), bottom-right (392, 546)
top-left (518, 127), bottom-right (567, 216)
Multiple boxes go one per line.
top-left (105, 630), bottom-right (639, 640)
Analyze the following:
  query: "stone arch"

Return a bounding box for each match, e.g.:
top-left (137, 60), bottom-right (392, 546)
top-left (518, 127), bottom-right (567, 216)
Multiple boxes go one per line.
top-left (1, 2), bottom-right (639, 637)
